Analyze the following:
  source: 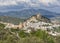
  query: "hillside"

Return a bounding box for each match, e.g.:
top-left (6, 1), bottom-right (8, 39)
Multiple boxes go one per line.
top-left (25, 14), bottom-right (51, 23)
top-left (0, 22), bottom-right (60, 43)
top-left (49, 16), bottom-right (60, 25)
top-left (0, 16), bottom-right (25, 25)
top-left (0, 14), bottom-right (60, 43)
top-left (19, 14), bottom-right (53, 33)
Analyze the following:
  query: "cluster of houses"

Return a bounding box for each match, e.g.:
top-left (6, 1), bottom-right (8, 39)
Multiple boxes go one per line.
top-left (0, 14), bottom-right (60, 36)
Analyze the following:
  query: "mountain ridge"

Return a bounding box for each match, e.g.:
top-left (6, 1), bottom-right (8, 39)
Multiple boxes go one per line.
top-left (0, 8), bottom-right (60, 19)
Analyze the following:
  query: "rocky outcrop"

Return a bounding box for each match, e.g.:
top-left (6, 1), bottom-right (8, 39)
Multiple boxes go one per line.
top-left (25, 14), bottom-right (51, 23)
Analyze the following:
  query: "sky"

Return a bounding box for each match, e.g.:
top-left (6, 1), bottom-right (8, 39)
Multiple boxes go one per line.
top-left (0, 0), bottom-right (59, 6)
top-left (0, 0), bottom-right (60, 13)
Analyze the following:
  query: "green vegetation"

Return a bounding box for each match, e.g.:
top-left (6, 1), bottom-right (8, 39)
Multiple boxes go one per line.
top-left (0, 16), bottom-right (25, 25)
top-left (0, 23), bottom-right (60, 43)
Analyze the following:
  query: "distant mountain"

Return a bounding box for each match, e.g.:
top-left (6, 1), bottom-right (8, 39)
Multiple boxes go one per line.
top-left (0, 9), bottom-right (60, 19)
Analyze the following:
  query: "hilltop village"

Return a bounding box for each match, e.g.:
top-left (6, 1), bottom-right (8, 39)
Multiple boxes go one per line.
top-left (0, 14), bottom-right (60, 36)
